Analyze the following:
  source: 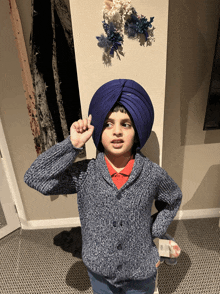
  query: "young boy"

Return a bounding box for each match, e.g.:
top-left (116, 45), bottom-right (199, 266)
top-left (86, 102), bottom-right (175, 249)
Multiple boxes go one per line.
top-left (24, 79), bottom-right (182, 294)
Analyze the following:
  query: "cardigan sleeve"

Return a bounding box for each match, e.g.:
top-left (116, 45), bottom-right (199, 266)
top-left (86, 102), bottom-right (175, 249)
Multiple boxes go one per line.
top-left (151, 169), bottom-right (182, 239)
top-left (24, 136), bottom-right (90, 196)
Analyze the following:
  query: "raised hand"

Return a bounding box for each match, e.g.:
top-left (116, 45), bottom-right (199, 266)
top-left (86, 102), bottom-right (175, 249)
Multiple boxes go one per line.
top-left (70, 114), bottom-right (94, 148)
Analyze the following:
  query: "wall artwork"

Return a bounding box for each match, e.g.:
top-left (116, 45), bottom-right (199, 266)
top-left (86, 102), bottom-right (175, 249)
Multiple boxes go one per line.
top-left (29, 0), bottom-right (84, 156)
top-left (203, 18), bottom-right (220, 131)
top-left (96, 0), bottom-right (155, 65)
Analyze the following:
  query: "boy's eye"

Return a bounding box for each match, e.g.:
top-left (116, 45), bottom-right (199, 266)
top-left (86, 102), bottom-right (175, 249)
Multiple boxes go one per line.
top-left (105, 122), bottom-right (131, 127)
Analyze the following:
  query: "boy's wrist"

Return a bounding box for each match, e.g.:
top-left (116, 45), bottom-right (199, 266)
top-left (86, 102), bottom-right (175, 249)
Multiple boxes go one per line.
top-left (70, 139), bottom-right (84, 149)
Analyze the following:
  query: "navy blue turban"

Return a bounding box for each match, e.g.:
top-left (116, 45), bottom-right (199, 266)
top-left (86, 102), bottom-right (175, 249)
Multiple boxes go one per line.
top-left (88, 79), bottom-right (154, 151)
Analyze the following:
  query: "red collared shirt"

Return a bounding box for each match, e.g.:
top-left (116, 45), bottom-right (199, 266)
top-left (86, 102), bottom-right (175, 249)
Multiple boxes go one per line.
top-left (105, 155), bottom-right (135, 189)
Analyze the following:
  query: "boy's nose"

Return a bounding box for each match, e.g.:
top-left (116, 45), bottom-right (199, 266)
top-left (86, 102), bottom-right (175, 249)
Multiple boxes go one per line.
top-left (113, 126), bottom-right (123, 133)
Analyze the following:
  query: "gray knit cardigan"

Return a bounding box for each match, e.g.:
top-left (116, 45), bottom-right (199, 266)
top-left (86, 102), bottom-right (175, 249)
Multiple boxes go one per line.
top-left (24, 135), bottom-right (182, 287)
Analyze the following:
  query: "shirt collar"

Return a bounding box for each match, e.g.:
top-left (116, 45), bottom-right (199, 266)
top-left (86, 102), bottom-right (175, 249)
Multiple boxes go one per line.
top-left (105, 154), bottom-right (135, 176)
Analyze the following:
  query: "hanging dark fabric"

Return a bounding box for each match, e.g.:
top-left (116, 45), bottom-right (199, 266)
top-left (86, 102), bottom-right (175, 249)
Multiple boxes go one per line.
top-left (30, 0), bottom-right (84, 156)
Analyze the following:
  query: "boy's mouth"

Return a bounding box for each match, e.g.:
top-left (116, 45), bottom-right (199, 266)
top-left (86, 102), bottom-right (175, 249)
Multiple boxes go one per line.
top-left (111, 140), bottom-right (124, 148)
top-left (111, 140), bottom-right (124, 143)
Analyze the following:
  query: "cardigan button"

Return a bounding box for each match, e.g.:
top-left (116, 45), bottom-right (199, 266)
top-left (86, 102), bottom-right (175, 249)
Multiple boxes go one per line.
top-left (117, 244), bottom-right (122, 250)
top-left (117, 265), bottom-right (122, 270)
top-left (116, 193), bottom-right (122, 200)
top-left (113, 221), bottom-right (122, 227)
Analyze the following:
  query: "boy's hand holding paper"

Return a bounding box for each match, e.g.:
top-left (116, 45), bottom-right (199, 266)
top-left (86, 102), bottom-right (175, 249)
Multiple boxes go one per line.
top-left (154, 238), bottom-right (181, 258)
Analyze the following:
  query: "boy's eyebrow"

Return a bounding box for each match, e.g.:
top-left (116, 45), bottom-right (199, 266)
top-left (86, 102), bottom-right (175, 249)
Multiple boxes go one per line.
top-left (105, 118), bottom-right (132, 123)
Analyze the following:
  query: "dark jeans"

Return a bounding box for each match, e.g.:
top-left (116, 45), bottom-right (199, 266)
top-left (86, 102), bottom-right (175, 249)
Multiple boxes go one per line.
top-left (87, 268), bottom-right (157, 294)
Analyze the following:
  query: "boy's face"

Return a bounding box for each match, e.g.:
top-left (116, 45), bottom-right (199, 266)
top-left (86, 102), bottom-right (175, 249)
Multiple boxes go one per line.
top-left (101, 111), bottom-right (135, 158)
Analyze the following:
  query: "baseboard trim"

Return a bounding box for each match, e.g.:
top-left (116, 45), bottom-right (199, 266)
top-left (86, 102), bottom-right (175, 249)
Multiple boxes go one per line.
top-left (21, 208), bottom-right (220, 230)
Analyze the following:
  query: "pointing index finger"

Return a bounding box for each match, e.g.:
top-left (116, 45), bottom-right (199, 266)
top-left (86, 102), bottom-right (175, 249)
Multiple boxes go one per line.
top-left (88, 114), bottom-right (92, 126)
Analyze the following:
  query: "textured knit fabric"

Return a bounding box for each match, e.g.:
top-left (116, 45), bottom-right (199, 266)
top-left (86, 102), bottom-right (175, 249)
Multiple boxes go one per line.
top-left (88, 79), bottom-right (154, 151)
top-left (24, 135), bottom-right (182, 288)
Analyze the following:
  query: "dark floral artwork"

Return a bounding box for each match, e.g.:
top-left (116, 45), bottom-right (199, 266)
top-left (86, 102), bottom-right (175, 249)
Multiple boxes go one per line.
top-left (96, 2), bottom-right (155, 66)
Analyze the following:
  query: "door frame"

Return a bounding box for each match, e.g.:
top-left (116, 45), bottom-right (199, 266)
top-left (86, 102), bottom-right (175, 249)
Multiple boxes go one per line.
top-left (0, 115), bottom-right (27, 236)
